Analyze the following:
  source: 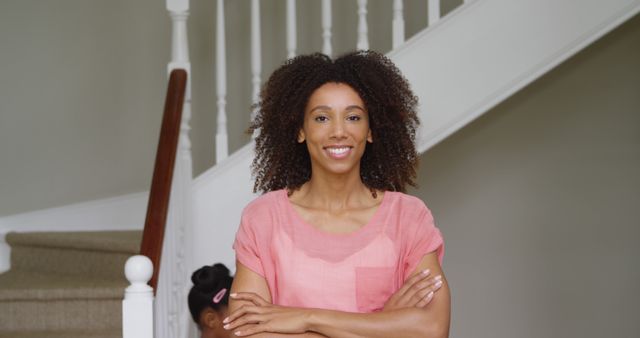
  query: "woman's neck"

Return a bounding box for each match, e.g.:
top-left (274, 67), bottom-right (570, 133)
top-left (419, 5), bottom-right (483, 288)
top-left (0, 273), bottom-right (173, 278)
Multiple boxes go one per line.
top-left (294, 170), bottom-right (376, 211)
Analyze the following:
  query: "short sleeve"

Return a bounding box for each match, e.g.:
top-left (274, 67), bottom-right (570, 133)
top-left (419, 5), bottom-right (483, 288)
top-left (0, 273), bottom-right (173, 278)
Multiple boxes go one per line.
top-left (232, 212), bottom-right (265, 277)
top-left (403, 206), bottom-right (444, 281)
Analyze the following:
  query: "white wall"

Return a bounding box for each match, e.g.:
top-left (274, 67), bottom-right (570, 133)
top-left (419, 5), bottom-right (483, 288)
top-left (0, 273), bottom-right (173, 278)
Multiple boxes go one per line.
top-left (412, 14), bottom-right (640, 338)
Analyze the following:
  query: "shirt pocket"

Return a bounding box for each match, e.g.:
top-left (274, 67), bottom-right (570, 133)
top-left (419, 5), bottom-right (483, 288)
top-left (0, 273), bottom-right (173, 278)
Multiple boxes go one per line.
top-left (355, 266), bottom-right (396, 313)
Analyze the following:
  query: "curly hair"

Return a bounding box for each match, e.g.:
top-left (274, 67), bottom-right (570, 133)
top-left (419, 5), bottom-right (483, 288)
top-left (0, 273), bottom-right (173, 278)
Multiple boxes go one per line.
top-left (249, 50), bottom-right (420, 194)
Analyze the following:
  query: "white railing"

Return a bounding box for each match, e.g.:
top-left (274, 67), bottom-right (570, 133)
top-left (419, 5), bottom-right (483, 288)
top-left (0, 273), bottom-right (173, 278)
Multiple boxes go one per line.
top-left (209, 0), bottom-right (449, 165)
top-left (428, 0), bottom-right (441, 26)
top-left (322, 0), bottom-right (332, 56)
top-left (155, 1), bottom-right (194, 338)
top-left (215, 0), bottom-right (228, 163)
top-left (251, 0), bottom-right (262, 110)
top-left (357, 0), bottom-right (370, 50)
top-left (287, 0), bottom-right (297, 58)
top-left (125, 1), bottom-right (455, 338)
top-left (392, 0), bottom-right (405, 49)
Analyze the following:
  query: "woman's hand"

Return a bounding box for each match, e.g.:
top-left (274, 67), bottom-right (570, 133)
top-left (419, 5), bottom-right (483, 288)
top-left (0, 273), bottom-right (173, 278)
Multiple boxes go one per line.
top-left (224, 292), bottom-right (312, 337)
top-left (383, 269), bottom-right (444, 311)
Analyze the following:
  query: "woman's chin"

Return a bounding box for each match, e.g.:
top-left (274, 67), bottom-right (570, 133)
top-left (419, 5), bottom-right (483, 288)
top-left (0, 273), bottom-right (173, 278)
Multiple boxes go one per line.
top-left (316, 163), bottom-right (361, 177)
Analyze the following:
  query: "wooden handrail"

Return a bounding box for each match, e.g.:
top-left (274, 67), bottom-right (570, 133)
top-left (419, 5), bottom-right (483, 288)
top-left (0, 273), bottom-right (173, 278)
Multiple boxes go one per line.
top-left (139, 69), bottom-right (187, 293)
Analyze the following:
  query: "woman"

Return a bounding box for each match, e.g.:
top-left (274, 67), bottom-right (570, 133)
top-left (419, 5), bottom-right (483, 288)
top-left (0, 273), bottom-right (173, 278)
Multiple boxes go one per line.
top-left (226, 51), bottom-right (450, 337)
top-left (188, 263), bottom-right (234, 338)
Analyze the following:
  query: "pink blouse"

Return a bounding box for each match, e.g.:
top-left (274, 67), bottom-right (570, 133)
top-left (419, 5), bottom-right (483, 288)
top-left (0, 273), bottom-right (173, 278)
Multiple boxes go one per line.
top-left (233, 189), bottom-right (444, 313)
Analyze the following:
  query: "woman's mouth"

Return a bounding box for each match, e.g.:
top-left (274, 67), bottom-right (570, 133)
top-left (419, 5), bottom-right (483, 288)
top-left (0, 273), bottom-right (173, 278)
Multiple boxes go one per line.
top-left (324, 146), bottom-right (352, 159)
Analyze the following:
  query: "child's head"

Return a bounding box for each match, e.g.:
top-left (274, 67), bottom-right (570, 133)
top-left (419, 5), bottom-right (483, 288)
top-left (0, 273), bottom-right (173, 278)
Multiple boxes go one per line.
top-left (188, 263), bottom-right (233, 338)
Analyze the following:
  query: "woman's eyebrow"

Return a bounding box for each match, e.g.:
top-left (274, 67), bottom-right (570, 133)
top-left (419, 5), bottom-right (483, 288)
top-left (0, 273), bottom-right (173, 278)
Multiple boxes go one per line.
top-left (345, 105), bottom-right (366, 112)
top-left (308, 105), bottom-right (332, 113)
top-left (308, 104), bottom-right (366, 113)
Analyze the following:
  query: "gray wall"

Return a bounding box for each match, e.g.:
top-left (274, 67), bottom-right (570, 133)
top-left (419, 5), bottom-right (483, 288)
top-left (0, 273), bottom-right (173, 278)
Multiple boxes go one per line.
top-left (0, 0), bottom-right (455, 216)
top-left (411, 14), bottom-right (640, 338)
top-left (0, 0), bottom-right (170, 215)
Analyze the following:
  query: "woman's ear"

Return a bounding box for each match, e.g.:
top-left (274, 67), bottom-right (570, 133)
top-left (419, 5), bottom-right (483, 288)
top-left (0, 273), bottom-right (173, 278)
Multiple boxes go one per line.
top-left (297, 129), bottom-right (306, 143)
top-left (367, 129), bottom-right (373, 143)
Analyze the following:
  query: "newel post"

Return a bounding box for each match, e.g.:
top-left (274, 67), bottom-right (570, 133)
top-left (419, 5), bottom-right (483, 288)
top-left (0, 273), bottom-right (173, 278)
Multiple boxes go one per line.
top-left (123, 255), bottom-right (154, 338)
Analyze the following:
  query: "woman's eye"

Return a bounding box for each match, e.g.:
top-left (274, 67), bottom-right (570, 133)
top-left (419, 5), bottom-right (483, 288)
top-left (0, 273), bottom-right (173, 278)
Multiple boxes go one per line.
top-left (314, 116), bottom-right (328, 122)
top-left (347, 115), bottom-right (361, 121)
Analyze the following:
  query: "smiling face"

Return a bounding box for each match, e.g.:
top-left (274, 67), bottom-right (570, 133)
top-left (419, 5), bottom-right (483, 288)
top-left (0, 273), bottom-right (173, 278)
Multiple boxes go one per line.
top-left (298, 82), bottom-right (372, 178)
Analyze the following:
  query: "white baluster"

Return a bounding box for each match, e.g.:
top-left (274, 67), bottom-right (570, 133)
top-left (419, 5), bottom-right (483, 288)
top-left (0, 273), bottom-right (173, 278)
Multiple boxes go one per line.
top-left (161, 161), bottom-right (191, 338)
top-left (321, 0), bottom-right (332, 57)
top-left (216, 0), bottom-right (228, 162)
top-left (123, 255), bottom-right (154, 338)
top-left (356, 0), bottom-right (369, 51)
top-left (286, 0), bottom-right (297, 58)
top-left (428, 0), bottom-right (441, 26)
top-left (251, 0), bottom-right (262, 108)
top-left (392, 0), bottom-right (404, 49)
top-left (162, 2), bottom-right (192, 338)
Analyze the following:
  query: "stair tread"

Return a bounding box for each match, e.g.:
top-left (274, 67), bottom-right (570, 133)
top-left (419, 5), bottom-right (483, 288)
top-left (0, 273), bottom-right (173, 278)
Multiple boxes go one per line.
top-left (6, 230), bottom-right (141, 254)
top-left (0, 270), bottom-right (126, 301)
top-left (0, 329), bottom-right (120, 338)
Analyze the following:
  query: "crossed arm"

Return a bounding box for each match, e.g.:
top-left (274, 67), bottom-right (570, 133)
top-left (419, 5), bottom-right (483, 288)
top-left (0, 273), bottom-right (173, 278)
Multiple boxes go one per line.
top-left (226, 252), bottom-right (450, 338)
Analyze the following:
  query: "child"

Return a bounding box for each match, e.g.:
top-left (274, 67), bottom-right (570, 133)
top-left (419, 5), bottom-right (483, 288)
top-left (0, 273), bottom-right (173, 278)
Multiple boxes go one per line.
top-left (188, 263), bottom-right (234, 338)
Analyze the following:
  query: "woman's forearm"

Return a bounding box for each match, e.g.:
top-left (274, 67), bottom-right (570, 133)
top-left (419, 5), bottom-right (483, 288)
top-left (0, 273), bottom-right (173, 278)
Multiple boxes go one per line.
top-left (303, 254), bottom-right (450, 338)
top-left (229, 261), bottom-right (449, 338)
top-left (306, 307), bottom-right (448, 338)
top-left (232, 330), bottom-right (326, 338)
top-left (229, 305), bottom-right (446, 338)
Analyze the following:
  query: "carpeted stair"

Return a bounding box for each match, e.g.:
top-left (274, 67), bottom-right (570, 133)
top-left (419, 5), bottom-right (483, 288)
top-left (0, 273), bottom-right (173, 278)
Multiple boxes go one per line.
top-left (0, 231), bottom-right (142, 338)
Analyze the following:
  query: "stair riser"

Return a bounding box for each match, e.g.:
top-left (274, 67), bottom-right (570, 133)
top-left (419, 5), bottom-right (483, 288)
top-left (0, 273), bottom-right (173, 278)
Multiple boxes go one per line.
top-left (10, 246), bottom-right (129, 280)
top-left (0, 298), bottom-right (121, 331)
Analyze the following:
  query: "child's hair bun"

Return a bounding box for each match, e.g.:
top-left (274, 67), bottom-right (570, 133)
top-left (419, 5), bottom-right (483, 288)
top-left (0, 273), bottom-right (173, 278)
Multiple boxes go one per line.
top-left (191, 263), bottom-right (232, 292)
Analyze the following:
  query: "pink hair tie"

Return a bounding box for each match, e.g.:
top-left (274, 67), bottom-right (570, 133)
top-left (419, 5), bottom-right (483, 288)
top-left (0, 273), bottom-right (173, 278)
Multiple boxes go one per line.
top-left (213, 288), bottom-right (227, 304)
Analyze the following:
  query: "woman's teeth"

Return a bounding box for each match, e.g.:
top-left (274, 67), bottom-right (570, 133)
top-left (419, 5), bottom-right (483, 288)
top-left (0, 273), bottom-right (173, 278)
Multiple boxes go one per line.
top-left (327, 147), bottom-right (350, 156)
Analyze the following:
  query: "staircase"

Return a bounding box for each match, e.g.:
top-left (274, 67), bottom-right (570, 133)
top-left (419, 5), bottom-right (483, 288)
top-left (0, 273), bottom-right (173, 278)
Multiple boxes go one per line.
top-left (0, 231), bottom-right (141, 337)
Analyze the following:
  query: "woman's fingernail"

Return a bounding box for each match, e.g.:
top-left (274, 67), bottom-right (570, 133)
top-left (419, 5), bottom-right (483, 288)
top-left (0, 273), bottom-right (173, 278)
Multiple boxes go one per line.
top-left (422, 269), bottom-right (430, 275)
top-left (223, 324), bottom-right (230, 330)
top-left (235, 331), bottom-right (242, 336)
top-left (230, 293), bottom-right (237, 298)
top-left (223, 317), bottom-right (229, 324)
top-left (425, 291), bottom-right (434, 299)
top-left (435, 280), bottom-right (443, 288)
top-left (434, 275), bottom-right (442, 281)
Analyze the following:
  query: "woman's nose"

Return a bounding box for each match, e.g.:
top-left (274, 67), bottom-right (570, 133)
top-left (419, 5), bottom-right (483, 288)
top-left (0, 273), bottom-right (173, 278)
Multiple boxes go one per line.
top-left (330, 120), bottom-right (347, 139)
